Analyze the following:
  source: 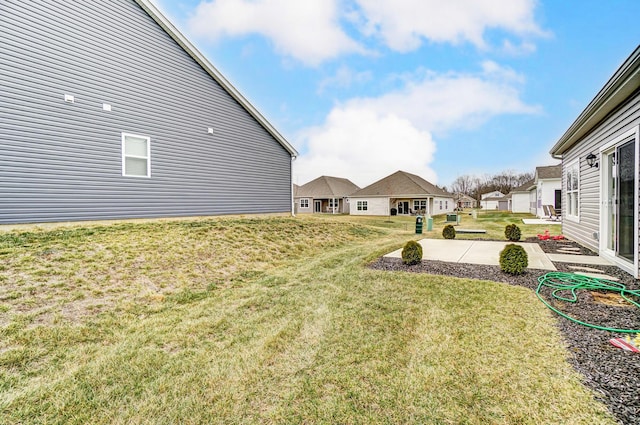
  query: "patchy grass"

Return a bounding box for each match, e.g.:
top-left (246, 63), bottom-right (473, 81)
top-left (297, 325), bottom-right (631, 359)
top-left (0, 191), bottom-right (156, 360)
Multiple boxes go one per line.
top-left (322, 210), bottom-right (558, 241)
top-left (0, 215), bottom-right (615, 424)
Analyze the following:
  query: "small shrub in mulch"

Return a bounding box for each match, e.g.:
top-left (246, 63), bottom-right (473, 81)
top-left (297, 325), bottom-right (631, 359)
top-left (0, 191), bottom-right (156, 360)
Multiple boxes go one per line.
top-left (499, 243), bottom-right (528, 275)
top-left (504, 223), bottom-right (521, 241)
top-left (442, 224), bottom-right (456, 239)
top-left (401, 240), bottom-right (423, 265)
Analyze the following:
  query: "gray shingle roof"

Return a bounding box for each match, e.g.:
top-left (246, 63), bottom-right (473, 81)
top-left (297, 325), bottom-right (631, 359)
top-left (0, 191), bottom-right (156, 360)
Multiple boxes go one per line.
top-left (536, 165), bottom-right (561, 180)
top-left (511, 178), bottom-right (535, 192)
top-left (295, 176), bottom-right (360, 198)
top-left (351, 170), bottom-right (451, 197)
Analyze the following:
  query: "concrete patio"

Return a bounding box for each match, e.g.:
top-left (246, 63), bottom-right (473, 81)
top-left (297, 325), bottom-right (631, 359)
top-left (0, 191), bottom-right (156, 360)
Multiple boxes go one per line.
top-left (384, 239), bottom-right (614, 271)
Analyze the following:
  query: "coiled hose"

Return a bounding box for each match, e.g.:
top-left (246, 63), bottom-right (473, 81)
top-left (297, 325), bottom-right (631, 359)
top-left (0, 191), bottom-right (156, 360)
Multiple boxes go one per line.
top-left (536, 272), bottom-right (640, 333)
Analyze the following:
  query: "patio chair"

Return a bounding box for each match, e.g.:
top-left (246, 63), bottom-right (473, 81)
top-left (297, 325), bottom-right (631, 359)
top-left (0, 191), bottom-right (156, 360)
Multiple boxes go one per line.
top-left (547, 205), bottom-right (560, 221)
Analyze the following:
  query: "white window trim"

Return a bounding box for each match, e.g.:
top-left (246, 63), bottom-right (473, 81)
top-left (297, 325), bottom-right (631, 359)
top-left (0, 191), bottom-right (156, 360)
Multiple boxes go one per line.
top-left (122, 133), bottom-right (151, 178)
top-left (300, 198), bottom-right (309, 208)
top-left (565, 158), bottom-right (579, 223)
top-left (598, 126), bottom-right (640, 277)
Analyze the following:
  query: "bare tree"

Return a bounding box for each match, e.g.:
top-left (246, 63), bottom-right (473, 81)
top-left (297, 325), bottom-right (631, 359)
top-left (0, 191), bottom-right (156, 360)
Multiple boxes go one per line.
top-left (449, 175), bottom-right (475, 195)
top-left (449, 170), bottom-right (534, 204)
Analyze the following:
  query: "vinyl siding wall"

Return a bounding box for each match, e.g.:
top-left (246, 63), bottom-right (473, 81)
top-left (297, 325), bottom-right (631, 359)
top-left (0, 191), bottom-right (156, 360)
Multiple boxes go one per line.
top-left (511, 193), bottom-right (529, 213)
top-left (434, 197), bottom-right (455, 214)
top-left (349, 198), bottom-right (389, 216)
top-left (533, 179), bottom-right (561, 217)
top-left (0, 0), bottom-right (292, 224)
top-left (560, 91), bottom-right (640, 255)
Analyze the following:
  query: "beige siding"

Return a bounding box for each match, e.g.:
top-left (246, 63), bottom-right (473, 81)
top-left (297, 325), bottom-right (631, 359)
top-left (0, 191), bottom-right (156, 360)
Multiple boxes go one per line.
top-left (349, 197), bottom-right (389, 215)
top-left (434, 197), bottom-right (455, 213)
top-left (561, 93), bottom-right (640, 253)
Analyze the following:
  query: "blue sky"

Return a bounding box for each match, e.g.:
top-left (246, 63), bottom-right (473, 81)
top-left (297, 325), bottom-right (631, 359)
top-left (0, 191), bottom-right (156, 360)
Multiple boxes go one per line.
top-left (155, 0), bottom-right (639, 188)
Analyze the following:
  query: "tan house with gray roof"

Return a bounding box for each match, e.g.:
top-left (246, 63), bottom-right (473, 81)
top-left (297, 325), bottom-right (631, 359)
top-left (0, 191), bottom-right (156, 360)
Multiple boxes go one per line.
top-left (294, 176), bottom-right (360, 214)
top-left (348, 170), bottom-right (454, 216)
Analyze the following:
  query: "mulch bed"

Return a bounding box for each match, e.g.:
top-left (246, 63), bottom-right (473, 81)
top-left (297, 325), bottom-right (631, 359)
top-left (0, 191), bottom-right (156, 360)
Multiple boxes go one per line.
top-left (369, 238), bottom-right (640, 425)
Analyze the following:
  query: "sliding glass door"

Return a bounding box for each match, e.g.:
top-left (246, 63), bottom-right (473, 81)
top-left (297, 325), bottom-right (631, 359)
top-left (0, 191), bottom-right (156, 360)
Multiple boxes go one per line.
top-left (604, 140), bottom-right (635, 262)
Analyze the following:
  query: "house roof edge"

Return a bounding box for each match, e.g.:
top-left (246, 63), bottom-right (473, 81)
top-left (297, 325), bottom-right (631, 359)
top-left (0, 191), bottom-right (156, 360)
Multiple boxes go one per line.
top-left (550, 45), bottom-right (640, 157)
top-left (134, 0), bottom-right (298, 158)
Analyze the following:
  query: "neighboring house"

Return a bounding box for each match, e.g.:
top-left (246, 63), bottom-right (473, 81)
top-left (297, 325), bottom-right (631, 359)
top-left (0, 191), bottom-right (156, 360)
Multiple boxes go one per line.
top-left (349, 170), bottom-right (454, 216)
top-left (455, 193), bottom-right (477, 209)
top-left (294, 176), bottom-right (360, 214)
top-left (481, 190), bottom-right (504, 200)
top-left (549, 45), bottom-right (640, 277)
top-left (0, 0), bottom-right (297, 224)
top-left (509, 179), bottom-right (535, 213)
top-left (480, 191), bottom-right (505, 210)
top-left (531, 165), bottom-right (562, 218)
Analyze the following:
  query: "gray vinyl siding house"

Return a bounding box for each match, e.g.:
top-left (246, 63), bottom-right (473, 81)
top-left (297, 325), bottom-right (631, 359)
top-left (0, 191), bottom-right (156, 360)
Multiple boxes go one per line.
top-left (0, 0), bottom-right (297, 224)
top-left (550, 45), bottom-right (640, 277)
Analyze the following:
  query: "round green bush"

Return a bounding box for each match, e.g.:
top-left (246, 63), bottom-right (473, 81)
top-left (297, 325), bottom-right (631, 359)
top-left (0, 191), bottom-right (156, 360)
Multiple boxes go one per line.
top-left (499, 244), bottom-right (528, 275)
top-left (505, 224), bottom-right (522, 241)
top-left (402, 240), bottom-right (423, 265)
top-left (442, 224), bottom-right (456, 239)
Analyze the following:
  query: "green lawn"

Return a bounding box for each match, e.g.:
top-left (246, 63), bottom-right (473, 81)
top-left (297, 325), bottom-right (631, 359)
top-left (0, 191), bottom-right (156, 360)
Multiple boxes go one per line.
top-left (0, 215), bottom-right (614, 424)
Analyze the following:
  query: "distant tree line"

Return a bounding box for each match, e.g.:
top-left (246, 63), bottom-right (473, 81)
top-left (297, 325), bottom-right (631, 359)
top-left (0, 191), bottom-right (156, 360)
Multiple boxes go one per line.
top-left (445, 170), bottom-right (533, 201)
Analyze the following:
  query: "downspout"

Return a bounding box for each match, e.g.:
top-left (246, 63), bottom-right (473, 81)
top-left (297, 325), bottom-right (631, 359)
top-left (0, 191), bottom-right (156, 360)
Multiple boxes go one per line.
top-left (291, 156), bottom-right (296, 217)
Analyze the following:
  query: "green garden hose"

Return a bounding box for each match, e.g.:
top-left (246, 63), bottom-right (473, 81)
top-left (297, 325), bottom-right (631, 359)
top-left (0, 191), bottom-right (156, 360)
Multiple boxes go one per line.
top-left (536, 272), bottom-right (640, 333)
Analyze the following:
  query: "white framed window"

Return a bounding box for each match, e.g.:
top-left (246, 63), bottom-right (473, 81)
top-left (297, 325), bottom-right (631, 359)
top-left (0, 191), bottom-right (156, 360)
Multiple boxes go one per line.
top-left (357, 201), bottom-right (368, 211)
top-left (566, 159), bottom-right (579, 221)
top-left (122, 133), bottom-right (150, 177)
top-left (439, 201), bottom-right (443, 210)
top-left (445, 201), bottom-right (448, 210)
top-left (300, 198), bottom-right (309, 208)
top-left (414, 200), bottom-right (427, 211)
top-left (329, 199), bottom-right (338, 208)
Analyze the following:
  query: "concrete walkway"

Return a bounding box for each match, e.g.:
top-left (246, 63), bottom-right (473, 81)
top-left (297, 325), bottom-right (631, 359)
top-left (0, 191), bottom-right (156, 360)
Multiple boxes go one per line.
top-left (385, 239), bottom-right (557, 270)
top-left (384, 239), bottom-right (615, 271)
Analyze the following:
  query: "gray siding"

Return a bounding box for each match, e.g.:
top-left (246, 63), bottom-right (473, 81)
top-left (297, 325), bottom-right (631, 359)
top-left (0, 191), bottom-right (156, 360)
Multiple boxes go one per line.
top-left (560, 91), bottom-right (640, 252)
top-left (0, 0), bottom-right (292, 224)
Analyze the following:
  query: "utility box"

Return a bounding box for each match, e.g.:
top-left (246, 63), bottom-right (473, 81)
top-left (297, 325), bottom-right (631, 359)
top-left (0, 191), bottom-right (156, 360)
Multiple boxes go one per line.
top-left (415, 215), bottom-right (423, 234)
top-left (426, 216), bottom-right (433, 231)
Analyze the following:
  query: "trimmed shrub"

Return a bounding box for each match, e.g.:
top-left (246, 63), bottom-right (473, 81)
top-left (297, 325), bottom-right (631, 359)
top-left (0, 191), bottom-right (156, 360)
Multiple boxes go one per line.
top-left (402, 240), bottom-right (423, 265)
top-left (500, 244), bottom-right (528, 275)
top-left (505, 224), bottom-right (522, 241)
top-left (442, 224), bottom-right (456, 239)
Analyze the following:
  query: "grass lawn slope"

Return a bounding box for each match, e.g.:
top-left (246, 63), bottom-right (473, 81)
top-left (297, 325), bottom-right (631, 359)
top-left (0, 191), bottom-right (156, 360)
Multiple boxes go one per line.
top-left (0, 216), bottom-right (615, 424)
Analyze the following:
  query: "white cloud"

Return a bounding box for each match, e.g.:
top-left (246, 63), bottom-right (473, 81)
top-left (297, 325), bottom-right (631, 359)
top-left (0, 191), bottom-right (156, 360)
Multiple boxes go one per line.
top-left (501, 39), bottom-right (538, 56)
top-left (354, 0), bottom-right (545, 52)
top-left (347, 63), bottom-right (540, 134)
top-left (295, 63), bottom-right (540, 186)
top-left (294, 107), bottom-right (436, 187)
top-left (187, 0), bottom-right (364, 66)
top-left (317, 66), bottom-right (373, 94)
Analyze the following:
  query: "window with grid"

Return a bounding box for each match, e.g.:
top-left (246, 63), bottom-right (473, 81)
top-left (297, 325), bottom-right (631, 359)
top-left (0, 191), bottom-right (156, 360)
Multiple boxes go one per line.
top-left (566, 160), bottom-right (579, 220)
top-left (122, 133), bottom-right (150, 177)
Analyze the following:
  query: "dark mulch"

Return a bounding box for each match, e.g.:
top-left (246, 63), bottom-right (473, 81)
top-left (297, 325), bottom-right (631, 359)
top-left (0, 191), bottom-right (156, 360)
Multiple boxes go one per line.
top-left (369, 238), bottom-right (640, 425)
